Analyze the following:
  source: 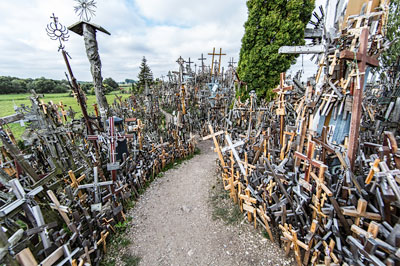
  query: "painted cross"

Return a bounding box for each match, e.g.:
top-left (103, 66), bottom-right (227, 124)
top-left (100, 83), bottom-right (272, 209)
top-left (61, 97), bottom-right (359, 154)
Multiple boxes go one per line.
top-left (0, 179), bottom-right (43, 221)
top-left (88, 117), bottom-right (133, 192)
top-left (202, 124), bottom-right (226, 170)
top-left (78, 166), bottom-right (113, 205)
top-left (223, 135), bottom-right (246, 176)
top-left (272, 73), bottom-right (293, 145)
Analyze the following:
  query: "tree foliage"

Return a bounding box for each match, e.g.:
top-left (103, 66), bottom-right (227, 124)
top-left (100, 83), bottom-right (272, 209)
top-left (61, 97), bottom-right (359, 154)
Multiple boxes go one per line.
top-left (103, 77), bottom-right (119, 90)
top-left (381, 0), bottom-right (400, 70)
top-left (237, 0), bottom-right (314, 100)
top-left (0, 76), bottom-right (69, 94)
top-left (137, 56), bottom-right (153, 92)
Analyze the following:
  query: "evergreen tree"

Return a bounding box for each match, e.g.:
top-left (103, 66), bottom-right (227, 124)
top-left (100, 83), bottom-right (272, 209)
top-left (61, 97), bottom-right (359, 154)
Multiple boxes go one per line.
top-left (381, 0), bottom-right (400, 71)
top-left (137, 56), bottom-right (153, 93)
top-left (238, 0), bottom-right (314, 100)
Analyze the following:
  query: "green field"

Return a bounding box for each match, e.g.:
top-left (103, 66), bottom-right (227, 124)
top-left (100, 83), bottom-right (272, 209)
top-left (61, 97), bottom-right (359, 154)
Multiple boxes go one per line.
top-left (0, 92), bottom-right (131, 140)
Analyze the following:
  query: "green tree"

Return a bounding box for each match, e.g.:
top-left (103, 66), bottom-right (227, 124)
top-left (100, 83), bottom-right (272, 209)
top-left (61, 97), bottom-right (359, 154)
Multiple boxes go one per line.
top-left (137, 56), bottom-right (153, 92)
top-left (103, 77), bottom-right (119, 91)
top-left (238, 0), bottom-right (314, 100)
top-left (381, 0), bottom-right (400, 72)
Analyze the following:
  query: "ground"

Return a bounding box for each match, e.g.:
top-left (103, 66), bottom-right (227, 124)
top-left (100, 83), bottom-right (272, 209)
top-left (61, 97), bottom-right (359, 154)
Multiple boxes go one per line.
top-left (104, 140), bottom-right (294, 266)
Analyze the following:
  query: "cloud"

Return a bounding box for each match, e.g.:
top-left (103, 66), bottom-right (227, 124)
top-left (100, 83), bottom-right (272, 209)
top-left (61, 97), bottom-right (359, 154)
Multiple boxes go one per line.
top-left (0, 0), bottom-right (247, 82)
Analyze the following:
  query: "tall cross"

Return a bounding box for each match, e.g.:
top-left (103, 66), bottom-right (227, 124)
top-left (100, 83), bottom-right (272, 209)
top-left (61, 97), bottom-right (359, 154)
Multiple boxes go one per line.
top-left (208, 47), bottom-right (226, 77)
top-left (340, 28), bottom-right (379, 169)
top-left (186, 57), bottom-right (193, 71)
top-left (198, 53), bottom-right (207, 73)
top-left (228, 57), bottom-right (237, 67)
top-left (272, 73), bottom-right (293, 145)
top-left (88, 117), bottom-right (133, 193)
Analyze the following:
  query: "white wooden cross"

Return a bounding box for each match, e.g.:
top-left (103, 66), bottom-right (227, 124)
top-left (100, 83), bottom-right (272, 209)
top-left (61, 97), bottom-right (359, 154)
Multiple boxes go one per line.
top-left (0, 179), bottom-right (43, 218)
top-left (78, 167), bottom-right (113, 204)
top-left (223, 134), bottom-right (246, 176)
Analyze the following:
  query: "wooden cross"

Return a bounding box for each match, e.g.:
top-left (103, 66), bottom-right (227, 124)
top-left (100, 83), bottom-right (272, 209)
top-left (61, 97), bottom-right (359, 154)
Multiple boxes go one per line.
top-left (88, 117), bottom-right (133, 192)
top-left (208, 47), bottom-right (226, 77)
top-left (340, 28), bottom-right (380, 169)
top-left (341, 198), bottom-right (381, 226)
top-left (78, 167), bottom-right (113, 204)
top-left (376, 161), bottom-right (400, 203)
top-left (238, 185), bottom-right (257, 227)
top-left (68, 170), bottom-right (86, 197)
top-left (198, 53), bottom-right (207, 73)
top-left (294, 140), bottom-right (328, 183)
top-left (279, 223), bottom-right (309, 266)
top-left (272, 73), bottom-right (293, 145)
top-left (202, 124), bottom-right (226, 170)
top-left (97, 230), bottom-right (109, 253)
top-left (58, 101), bottom-right (68, 123)
top-left (39, 244), bottom-right (80, 266)
top-left (0, 179), bottom-right (42, 222)
top-left (47, 190), bottom-right (73, 227)
top-left (223, 134), bottom-right (246, 176)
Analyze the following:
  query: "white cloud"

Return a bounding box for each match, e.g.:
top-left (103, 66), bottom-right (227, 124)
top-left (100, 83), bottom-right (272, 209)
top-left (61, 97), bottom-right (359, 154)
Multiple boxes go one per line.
top-left (0, 0), bottom-right (247, 82)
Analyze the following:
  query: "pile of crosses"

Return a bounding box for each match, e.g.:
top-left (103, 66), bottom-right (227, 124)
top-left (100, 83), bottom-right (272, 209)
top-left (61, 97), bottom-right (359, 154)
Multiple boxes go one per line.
top-left (0, 87), bottom-right (197, 266)
top-left (0, 8), bottom-right (197, 266)
top-left (205, 1), bottom-right (400, 265)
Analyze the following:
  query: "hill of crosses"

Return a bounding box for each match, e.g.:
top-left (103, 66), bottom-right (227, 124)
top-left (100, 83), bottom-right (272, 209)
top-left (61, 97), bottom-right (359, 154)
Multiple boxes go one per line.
top-left (0, 0), bottom-right (399, 265)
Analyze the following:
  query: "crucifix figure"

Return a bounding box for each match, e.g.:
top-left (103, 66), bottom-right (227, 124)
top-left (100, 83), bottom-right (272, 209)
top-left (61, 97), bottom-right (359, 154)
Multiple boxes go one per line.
top-left (68, 0), bottom-right (110, 118)
top-left (339, 28), bottom-right (379, 169)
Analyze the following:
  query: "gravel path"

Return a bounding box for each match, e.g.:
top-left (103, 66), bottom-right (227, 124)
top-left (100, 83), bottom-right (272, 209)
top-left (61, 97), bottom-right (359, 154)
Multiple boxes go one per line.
top-left (122, 140), bottom-right (294, 266)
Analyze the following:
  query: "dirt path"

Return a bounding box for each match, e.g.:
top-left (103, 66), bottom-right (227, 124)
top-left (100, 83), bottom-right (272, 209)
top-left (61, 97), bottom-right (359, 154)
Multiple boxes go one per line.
top-left (118, 140), bottom-right (293, 266)
top-left (160, 108), bottom-right (173, 127)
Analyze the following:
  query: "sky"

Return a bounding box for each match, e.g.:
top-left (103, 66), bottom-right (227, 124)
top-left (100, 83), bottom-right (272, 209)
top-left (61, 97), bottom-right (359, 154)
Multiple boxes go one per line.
top-left (0, 0), bottom-right (248, 82)
top-left (0, 0), bottom-right (324, 82)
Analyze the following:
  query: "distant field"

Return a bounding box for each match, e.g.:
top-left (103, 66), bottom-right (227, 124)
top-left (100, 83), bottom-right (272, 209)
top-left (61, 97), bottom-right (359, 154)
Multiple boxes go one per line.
top-left (0, 92), bottom-right (131, 140)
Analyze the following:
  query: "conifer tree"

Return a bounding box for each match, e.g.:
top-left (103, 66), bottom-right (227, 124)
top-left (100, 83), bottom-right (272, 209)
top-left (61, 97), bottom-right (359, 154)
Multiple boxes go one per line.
top-left (238, 0), bottom-right (314, 100)
top-left (137, 56), bottom-right (153, 93)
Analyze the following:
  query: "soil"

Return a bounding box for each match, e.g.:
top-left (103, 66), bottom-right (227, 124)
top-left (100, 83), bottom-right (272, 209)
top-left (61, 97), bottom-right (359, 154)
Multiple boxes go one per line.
top-left (107, 140), bottom-right (294, 266)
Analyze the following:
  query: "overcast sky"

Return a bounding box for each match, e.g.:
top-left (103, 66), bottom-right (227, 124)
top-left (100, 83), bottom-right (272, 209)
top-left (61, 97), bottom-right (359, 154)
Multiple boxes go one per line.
top-left (0, 0), bottom-right (323, 82)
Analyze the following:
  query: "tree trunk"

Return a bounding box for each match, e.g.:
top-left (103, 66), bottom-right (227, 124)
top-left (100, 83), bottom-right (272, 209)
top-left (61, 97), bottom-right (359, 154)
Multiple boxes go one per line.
top-left (82, 23), bottom-right (109, 114)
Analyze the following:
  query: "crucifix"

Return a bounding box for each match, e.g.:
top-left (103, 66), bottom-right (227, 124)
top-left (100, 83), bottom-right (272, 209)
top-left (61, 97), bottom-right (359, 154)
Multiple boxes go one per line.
top-left (198, 53), bottom-right (206, 73)
top-left (228, 57), bottom-right (237, 67)
top-left (186, 57), bottom-right (193, 72)
top-left (340, 28), bottom-right (379, 169)
top-left (272, 73), bottom-right (293, 145)
top-left (208, 47), bottom-right (226, 77)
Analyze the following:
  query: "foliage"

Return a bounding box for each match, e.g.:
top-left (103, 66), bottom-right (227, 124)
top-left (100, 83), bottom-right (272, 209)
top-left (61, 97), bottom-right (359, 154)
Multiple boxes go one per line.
top-left (237, 0), bottom-right (314, 100)
top-left (0, 76), bottom-right (69, 94)
top-left (381, 0), bottom-right (400, 70)
top-left (79, 82), bottom-right (93, 93)
top-left (137, 56), bottom-right (153, 92)
top-left (125, 78), bottom-right (135, 84)
top-left (103, 77), bottom-right (119, 91)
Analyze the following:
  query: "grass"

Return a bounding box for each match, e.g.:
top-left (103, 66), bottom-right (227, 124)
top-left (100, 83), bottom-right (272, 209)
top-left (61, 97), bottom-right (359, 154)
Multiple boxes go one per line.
top-left (0, 92), bottom-right (131, 140)
top-left (209, 176), bottom-right (244, 225)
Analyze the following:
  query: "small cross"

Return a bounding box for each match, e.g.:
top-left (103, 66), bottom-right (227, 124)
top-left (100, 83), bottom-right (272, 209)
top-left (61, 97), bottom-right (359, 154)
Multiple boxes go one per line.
top-left (198, 53), bottom-right (207, 72)
top-left (97, 230), bottom-right (110, 253)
